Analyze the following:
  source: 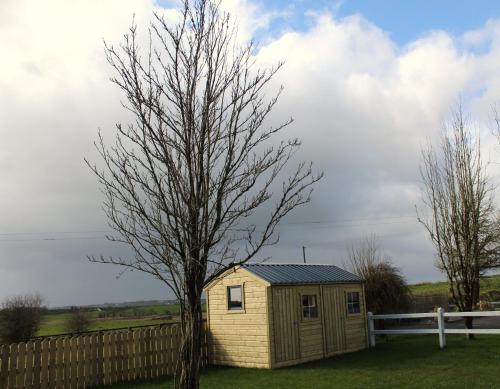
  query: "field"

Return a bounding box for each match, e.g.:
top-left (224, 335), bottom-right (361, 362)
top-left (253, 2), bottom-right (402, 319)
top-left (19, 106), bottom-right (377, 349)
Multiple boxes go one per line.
top-left (37, 304), bottom-right (182, 336)
top-left (97, 335), bottom-right (500, 388)
top-left (36, 274), bottom-right (500, 337)
top-left (409, 274), bottom-right (500, 296)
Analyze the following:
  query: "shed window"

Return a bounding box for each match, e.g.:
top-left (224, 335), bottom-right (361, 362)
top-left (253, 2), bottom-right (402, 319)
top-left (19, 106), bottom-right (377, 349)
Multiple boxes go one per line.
top-left (227, 285), bottom-right (243, 310)
top-left (302, 295), bottom-right (318, 319)
top-left (347, 291), bottom-right (361, 314)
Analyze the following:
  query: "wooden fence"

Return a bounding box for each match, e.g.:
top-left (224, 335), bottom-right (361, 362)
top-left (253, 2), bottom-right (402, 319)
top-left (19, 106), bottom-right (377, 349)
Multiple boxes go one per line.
top-left (0, 323), bottom-right (208, 388)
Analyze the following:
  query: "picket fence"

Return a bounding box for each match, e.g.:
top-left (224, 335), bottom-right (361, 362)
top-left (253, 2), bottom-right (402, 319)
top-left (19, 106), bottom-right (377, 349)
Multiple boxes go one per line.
top-left (0, 323), bottom-right (208, 389)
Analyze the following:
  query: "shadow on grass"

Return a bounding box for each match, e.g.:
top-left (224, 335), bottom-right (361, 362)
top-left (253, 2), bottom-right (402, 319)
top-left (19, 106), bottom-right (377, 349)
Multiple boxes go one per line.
top-left (100, 335), bottom-right (500, 389)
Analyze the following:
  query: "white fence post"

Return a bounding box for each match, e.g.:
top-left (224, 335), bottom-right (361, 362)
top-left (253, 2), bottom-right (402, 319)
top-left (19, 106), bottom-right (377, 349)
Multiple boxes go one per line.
top-left (367, 312), bottom-right (376, 348)
top-left (437, 307), bottom-right (446, 349)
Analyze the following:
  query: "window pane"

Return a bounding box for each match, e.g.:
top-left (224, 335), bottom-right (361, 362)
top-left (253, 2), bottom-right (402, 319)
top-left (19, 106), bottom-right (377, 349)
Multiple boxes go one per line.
top-left (228, 286), bottom-right (242, 310)
top-left (302, 295), bottom-right (318, 318)
top-left (347, 292), bottom-right (360, 314)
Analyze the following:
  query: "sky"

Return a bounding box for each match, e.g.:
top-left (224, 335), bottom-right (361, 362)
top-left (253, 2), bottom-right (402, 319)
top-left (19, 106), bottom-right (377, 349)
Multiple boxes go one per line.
top-left (3, 0), bottom-right (500, 306)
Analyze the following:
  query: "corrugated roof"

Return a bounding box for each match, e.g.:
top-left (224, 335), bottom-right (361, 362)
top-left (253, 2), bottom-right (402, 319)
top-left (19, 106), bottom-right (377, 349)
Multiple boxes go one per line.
top-left (242, 263), bottom-right (363, 285)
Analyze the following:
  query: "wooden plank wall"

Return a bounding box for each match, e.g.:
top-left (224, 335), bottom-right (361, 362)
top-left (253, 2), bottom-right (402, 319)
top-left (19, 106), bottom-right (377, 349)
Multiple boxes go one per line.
top-left (0, 324), bottom-right (208, 389)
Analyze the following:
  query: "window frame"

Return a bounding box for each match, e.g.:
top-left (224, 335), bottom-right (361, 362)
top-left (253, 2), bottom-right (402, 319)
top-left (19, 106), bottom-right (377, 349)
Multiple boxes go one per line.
top-left (301, 294), bottom-right (319, 320)
top-left (226, 284), bottom-right (245, 312)
top-left (346, 291), bottom-right (361, 315)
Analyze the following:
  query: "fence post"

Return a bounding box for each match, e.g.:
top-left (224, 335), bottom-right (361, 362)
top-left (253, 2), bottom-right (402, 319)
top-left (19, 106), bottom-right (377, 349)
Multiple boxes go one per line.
top-left (437, 307), bottom-right (446, 349)
top-left (367, 312), bottom-right (376, 348)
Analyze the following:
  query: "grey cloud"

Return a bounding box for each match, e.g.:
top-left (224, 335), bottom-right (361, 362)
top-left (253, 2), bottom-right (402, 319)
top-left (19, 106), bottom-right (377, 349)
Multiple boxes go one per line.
top-left (1, 1), bottom-right (500, 306)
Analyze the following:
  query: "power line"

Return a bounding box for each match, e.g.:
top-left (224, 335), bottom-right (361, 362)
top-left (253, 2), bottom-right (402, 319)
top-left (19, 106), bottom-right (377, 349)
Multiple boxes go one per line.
top-left (0, 230), bottom-right (111, 236)
top-left (0, 214), bottom-right (424, 243)
top-left (0, 236), bottom-right (109, 242)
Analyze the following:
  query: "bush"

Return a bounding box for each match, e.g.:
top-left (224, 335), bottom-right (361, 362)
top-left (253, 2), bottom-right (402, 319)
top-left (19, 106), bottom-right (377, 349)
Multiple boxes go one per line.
top-left (346, 235), bottom-right (412, 315)
top-left (478, 300), bottom-right (493, 311)
top-left (0, 293), bottom-right (44, 343)
top-left (65, 310), bottom-right (91, 333)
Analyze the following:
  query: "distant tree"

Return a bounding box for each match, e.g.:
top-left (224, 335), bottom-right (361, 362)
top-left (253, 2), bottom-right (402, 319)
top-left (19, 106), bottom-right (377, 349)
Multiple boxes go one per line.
top-left (346, 235), bottom-right (412, 315)
top-left (418, 107), bottom-right (500, 336)
top-left (86, 0), bottom-right (321, 387)
top-left (65, 309), bottom-right (91, 334)
top-left (0, 293), bottom-right (45, 343)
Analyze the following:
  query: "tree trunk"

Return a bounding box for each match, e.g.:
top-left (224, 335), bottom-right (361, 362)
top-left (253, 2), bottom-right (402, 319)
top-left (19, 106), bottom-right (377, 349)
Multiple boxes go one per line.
top-left (464, 316), bottom-right (475, 340)
top-left (176, 298), bottom-right (203, 389)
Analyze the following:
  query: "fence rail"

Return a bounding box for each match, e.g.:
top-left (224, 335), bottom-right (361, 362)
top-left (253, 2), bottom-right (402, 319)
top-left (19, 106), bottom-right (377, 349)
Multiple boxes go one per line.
top-left (0, 324), bottom-right (208, 388)
top-left (367, 308), bottom-right (500, 349)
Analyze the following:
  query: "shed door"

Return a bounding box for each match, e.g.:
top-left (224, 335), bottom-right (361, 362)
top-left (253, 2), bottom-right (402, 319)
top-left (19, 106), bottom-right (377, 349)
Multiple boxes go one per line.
top-left (322, 286), bottom-right (346, 354)
top-left (272, 287), bottom-right (300, 363)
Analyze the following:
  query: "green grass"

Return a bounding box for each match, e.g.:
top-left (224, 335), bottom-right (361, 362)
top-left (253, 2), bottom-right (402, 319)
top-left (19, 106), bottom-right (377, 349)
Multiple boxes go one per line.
top-left (99, 335), bottom-right (500, 388)
top-left (410, 274), bottom-right (500, 296)
top-left (36, 304), bottom-right (182, 336)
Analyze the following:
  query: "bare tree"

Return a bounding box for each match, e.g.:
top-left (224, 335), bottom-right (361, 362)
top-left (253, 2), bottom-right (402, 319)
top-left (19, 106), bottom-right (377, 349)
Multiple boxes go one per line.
top-left (0, 293), bottom-right (45, 343)
top-left (418, 107), bottom-right (500, 335)
top-left (345, 235), bottom-right (412, 315)
top-left (86, 1), bottom-right (322, 387)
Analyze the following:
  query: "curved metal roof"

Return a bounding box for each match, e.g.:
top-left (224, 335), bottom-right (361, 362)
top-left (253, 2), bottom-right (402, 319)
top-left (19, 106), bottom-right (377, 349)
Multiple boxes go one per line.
top-left (242, 263), bottom-right (363, 285)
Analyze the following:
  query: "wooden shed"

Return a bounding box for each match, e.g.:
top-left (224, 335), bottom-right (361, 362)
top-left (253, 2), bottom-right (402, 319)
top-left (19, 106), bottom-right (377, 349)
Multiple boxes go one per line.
top-left (204, 263), bottom-right (368, 368)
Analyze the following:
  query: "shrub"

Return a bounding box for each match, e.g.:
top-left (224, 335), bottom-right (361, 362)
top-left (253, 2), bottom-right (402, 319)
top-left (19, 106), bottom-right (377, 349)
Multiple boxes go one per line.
top-left (346, 235), bottom-right (412, 315)
top-left (478, 300), bottom-right (493, 311)
top-left (0, 293), bottom-right (45, 343)
top-left (65, 310), bottom-right (91, 333)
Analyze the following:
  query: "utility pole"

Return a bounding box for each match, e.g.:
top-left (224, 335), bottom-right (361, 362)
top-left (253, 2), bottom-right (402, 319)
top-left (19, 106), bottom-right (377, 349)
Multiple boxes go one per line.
top-left (302, 246), bottom-right (307, 263)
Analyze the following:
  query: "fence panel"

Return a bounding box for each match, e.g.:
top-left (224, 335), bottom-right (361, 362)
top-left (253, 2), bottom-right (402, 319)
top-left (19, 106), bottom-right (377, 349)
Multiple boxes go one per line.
top-left (368, 308), bottom-right (500, 349)
top-left (0, 323), bottom-right (201, 389)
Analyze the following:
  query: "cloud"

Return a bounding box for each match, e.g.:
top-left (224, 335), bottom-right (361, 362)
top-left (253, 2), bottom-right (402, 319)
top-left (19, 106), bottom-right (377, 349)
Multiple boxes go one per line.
top-left (2, 1), bottom-right (500, 305)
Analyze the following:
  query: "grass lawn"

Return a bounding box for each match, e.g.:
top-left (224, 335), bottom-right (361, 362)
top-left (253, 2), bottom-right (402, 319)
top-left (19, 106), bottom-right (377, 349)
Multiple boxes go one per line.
top-left (410, 274), bottom-right (500, 296)
top-left (98, 335), bottom-right (500, 388)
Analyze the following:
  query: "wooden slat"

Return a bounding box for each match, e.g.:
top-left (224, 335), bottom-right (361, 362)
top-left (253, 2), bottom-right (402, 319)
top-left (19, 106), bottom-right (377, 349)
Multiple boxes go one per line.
top-left (115, 332), bottom-right (123, 383)
top-left (83, 335), bottom-right (92, 387)
top-left (133, 330), bottom-right (140, 381)
top-left (70, 337), bottom-right (78, 389)
top-left (165, 326), bottom-right (171, 374)
top-left (33, 340), bottom-right (43, 389)
top-left (16, 341), bottom-right (26, 388)
top-left (94, 333), bottom-right (101, 387)
top-left (39, 339), bottom-right (49, 389)
top-left (8, 343), bottom-right (18, 389)
top-left (77, 336), bottom-right (84, 388)
top-left (158, 327), bottom-right (165, 377)
top-left (0, 345), bottom-right (8, 389)
top-left (55, 337), bottom-right (64, 389)
top-left (154, 327), bottom-right (160, 378)
top-left (103, 332), bottom-right (110, 385)
top-left (144, 328), bottom-right (151, 380)
top-left (63, 338), bottom-right (71, 388)
top-left (45, 339), bottom-right (55, 389)
top-left (164, 326), bottom-right (171, 376)
top-left (25, 341), bottom-right (35, 388)
top-left (108, 331), bottom-right (116, 384)
top-left (126, 330), bottom-right (134, 382)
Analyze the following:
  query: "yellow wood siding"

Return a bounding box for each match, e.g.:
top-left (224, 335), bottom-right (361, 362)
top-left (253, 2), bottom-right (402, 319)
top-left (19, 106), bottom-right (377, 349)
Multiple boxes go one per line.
top-left (207, 268), bottom-right (270, 368)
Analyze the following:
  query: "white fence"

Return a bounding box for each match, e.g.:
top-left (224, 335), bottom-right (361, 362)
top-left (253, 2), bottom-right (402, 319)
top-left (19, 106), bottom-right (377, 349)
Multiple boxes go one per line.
top-left (367, 308), bottom-right (500, 349)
